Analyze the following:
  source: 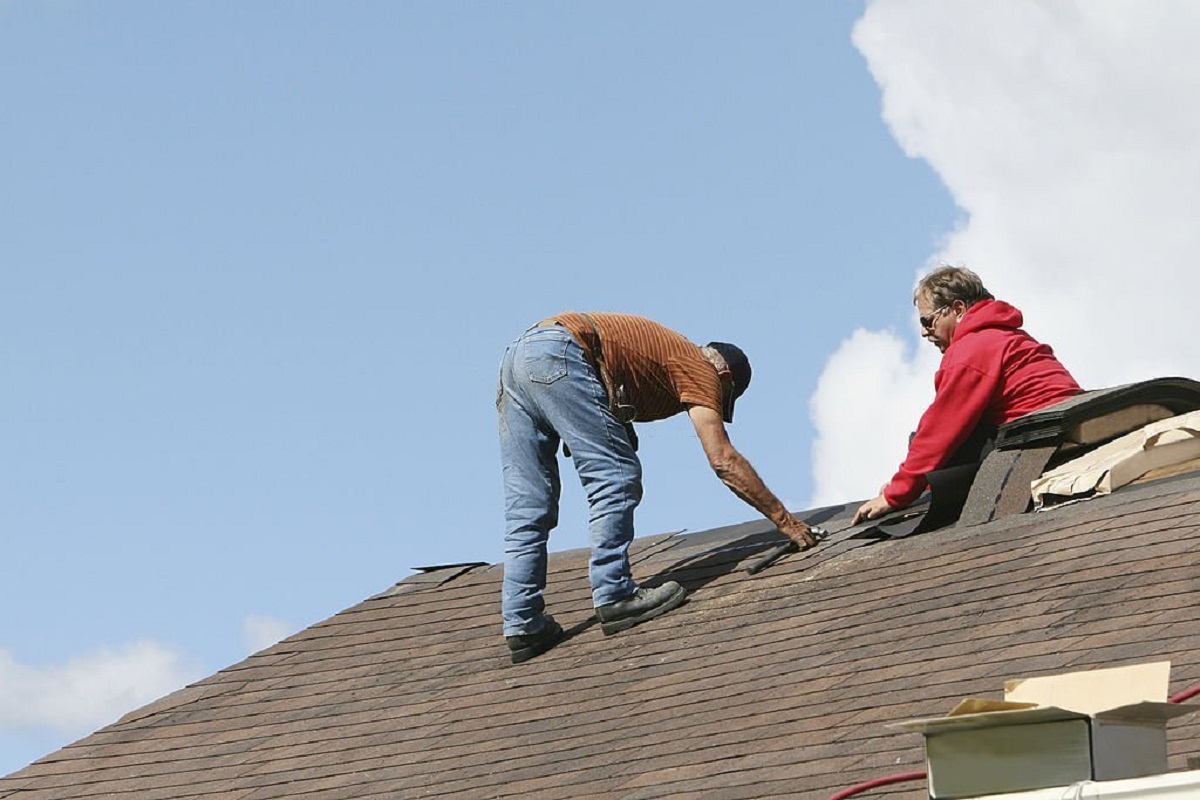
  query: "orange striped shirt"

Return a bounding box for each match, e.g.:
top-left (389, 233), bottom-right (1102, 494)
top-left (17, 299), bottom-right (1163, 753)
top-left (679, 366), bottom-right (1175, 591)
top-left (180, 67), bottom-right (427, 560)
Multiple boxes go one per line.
top-left (547, 312), bottom-right (724, 422)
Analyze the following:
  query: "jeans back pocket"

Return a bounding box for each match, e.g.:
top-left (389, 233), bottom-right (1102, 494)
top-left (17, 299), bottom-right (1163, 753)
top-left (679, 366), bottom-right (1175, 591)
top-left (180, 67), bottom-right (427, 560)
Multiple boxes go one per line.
top-left (524, 332), bottom-right (570, 384)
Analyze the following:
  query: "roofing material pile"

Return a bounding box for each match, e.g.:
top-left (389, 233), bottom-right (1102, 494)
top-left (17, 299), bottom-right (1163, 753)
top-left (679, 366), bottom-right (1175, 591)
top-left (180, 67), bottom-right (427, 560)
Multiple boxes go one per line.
top-left (1032, 409), bottom-right (1200, 509)
top-left (995, 377), bottom-right (1200, 451)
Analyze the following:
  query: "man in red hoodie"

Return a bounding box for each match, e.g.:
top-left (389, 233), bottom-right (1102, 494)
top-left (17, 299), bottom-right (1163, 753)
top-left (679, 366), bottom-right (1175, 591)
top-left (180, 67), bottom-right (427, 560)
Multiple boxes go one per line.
top-left (852, 266), bottom-right (1082, 525)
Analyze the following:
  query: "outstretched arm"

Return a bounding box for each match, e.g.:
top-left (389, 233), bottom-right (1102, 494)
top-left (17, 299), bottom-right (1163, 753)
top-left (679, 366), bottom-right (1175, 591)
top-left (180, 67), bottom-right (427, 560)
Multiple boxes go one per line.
top-left (854, 362), bottom-right (998, 525)
top-left (687, 405), bottom-right (817, 548)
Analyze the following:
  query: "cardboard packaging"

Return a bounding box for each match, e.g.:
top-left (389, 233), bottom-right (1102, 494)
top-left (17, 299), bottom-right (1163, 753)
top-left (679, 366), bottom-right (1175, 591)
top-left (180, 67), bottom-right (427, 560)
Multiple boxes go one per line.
top-left (891, 662), bottom-right (1196, 799)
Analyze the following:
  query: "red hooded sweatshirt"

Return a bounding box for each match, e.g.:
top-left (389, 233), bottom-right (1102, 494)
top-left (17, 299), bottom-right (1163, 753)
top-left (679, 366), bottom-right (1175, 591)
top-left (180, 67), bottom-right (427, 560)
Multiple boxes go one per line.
top-left (883, 299), bottom-right (1082, 508)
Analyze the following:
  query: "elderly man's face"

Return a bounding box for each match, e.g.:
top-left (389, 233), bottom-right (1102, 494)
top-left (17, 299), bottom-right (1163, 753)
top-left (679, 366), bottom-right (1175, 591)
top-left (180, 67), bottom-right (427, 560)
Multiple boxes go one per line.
top-left (916, 295), bottom-right (961, 353)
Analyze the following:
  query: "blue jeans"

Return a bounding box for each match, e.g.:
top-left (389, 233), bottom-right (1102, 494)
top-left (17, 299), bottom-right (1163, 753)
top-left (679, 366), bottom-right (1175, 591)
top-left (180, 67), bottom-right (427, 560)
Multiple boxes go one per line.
top-left (497, 325), bottom-right (642, 636)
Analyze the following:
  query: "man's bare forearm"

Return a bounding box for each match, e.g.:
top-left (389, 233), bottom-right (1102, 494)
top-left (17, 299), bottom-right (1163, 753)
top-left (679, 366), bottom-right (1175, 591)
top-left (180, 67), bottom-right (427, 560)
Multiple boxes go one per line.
top-left (712, 449), bottom-right (790, 526)
top-left (711, 449), bottom-right (816, 547)
top-left (687, 404), bottom-right (816, 548)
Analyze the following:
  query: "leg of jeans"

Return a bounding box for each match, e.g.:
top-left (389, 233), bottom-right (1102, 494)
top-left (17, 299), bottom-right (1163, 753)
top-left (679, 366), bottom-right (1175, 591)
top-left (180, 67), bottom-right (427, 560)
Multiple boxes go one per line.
top-left (521, 330), bottom-right (642, 608)
top-left (498, 337), bottom-right (562, 637)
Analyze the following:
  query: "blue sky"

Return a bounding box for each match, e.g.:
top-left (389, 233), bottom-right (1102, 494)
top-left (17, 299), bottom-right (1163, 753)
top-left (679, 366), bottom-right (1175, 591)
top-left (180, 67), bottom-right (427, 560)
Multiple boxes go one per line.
top-left (1, 1), bottom-right (953, 770)
top-left (7, 0), bottom-right (1198, 777)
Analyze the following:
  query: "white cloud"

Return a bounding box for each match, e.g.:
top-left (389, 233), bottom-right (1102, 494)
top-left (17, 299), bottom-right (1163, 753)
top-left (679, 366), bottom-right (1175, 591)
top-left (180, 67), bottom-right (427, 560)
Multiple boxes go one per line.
top-left (0, 615), bottom-right (292, 766)
top-left (242, 614), bottom-right (296, 654)
top-left (0, 641), bottom-right (201, 734)
top-left (811, 0), bottom-right (1200, 505)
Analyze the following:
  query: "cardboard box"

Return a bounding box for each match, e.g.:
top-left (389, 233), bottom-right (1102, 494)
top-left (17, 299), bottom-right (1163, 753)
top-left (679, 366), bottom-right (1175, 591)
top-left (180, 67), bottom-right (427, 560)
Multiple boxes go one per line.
top-left (891, 662), bottom-right (1196, 799)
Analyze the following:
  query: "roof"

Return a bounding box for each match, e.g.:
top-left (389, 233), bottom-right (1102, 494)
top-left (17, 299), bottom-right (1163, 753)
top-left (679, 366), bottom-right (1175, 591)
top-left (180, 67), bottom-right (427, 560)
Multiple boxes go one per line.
top-left (5, 397), bottom-right (1200, 798)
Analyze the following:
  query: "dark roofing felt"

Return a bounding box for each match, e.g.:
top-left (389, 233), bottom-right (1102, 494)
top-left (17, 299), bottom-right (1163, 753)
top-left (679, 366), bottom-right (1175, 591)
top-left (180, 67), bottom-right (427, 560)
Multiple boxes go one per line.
top-left (4, 473), bottom-right (1200, 799)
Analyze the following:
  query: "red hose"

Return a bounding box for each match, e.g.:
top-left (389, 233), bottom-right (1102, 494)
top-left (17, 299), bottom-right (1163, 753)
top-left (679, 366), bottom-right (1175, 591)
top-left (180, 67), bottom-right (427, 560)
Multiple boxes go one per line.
top-left (1169, 684), bottom-right (1200, 704)
top-left (829, 770), bottom-right (926, 800)
top-left (828, 682), bottom-right (1200, 799)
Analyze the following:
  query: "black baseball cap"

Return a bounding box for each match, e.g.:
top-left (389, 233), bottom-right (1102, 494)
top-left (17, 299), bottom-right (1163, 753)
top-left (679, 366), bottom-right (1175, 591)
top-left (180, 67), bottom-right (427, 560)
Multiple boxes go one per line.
top-left (706, 341), bottom-right (751, 423)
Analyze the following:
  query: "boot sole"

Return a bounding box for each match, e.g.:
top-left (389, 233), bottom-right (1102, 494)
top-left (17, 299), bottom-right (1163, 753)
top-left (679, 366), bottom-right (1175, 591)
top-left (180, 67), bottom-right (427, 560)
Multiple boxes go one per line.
top-left (599, 586), bottom-right (688, 635)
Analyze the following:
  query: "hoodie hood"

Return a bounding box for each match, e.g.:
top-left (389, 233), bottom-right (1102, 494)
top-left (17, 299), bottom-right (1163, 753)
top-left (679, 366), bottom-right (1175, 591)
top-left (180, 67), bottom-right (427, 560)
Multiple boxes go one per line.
top-left (952, 299), bottom-right (1024, 344)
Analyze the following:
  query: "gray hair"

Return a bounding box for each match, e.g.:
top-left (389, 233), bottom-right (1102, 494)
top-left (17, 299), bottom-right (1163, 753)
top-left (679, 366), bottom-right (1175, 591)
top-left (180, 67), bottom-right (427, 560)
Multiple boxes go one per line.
top-left (913, 265), bottom-right (994, 309)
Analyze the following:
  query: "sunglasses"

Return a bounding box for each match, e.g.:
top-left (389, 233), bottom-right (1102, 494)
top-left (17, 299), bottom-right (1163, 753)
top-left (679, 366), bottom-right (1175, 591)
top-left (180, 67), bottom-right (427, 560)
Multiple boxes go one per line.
top-left (919, 306), bottom-right (950, 330)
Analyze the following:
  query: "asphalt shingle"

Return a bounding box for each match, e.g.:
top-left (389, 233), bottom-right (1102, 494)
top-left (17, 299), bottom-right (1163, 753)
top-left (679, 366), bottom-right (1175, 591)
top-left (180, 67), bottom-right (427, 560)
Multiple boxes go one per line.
top-left (5, 472), bottom-right (1200, 798)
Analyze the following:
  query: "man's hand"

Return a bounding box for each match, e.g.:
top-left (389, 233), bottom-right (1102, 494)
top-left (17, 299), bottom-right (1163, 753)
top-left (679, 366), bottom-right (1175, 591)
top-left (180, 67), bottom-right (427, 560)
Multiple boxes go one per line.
top-left (777, 514), bottom-right (818, 549)
top-left (852, 493), bottom-right (894, 525)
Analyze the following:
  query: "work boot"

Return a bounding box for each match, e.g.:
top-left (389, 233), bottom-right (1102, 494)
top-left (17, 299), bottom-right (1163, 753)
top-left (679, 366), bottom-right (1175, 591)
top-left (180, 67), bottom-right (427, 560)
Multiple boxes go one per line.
top-left (595, 581), bottom-right (688, 635)
top-left (506, 614), bottom-right (565, 664)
